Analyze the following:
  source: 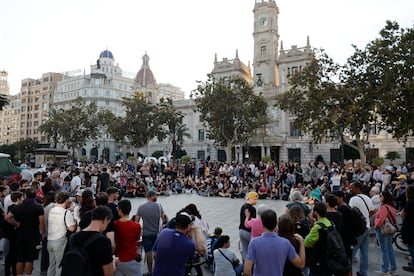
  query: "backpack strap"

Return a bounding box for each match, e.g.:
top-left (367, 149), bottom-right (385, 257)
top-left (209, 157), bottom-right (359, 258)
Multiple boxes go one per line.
top-left (357, 195), bottom-right (370, 213)
top-left (384, 205), bottom-right (396, 225)
top-left (217, 248), bottom-right (234, 266)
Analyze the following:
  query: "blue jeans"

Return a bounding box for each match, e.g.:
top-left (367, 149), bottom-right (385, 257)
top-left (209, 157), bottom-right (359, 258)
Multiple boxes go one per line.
top-left (352, 228), bottom-right (369, 276)
top-left (115, 259), bottom-right (141, 276)
top-left (375, 228), bottom-right (396, 272)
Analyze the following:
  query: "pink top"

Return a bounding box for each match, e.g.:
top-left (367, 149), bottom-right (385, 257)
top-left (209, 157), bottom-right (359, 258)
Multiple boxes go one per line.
top-left (244, 217), bottom-right (264, 239)
top-left (374, 203), bottom-right (397, 229)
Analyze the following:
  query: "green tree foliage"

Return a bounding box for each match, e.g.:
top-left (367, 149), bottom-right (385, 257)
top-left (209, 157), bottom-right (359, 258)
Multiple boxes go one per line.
top-left (14, 138), bottom-right (39, 161)
top-left (385, 151), bottom-right (401, 161)
top-left (57, 98), bottom-right (101, 149)
top-left (362, 21), bottom-right (414, 139)
top-left (38, 109), bottom-right (64, 148)
top-left (193, 76), bottom-right (268, 153)
top-left (155, 98), bottom-right (189, 162)
top-left (117, 93), bottom-right (164, 149)
top-left (276, 21), bottom-right (414, 163)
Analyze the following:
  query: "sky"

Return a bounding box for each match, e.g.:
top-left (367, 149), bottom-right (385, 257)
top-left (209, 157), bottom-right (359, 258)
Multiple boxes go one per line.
top-left (1, 0), bottom-right (413, 97)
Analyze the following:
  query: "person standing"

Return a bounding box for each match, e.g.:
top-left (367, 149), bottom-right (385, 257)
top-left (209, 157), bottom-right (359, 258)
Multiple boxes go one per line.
top-left (64, 206), bottom-right (114, 276)
top-left (114, 199), bottom-right (142, 276)
top-left (304, 202), bottom-right (334, 276)
top-left (374, 191), bottom-right (398, 275)
top-left (6, 188), bottom-right (46, 276)
top-left (244, 209), bottom-right (305, 276)
top-left (401, 184), bottom-right (414, 272)
top-left (238, 191), bottom-right (258, 261)
top-left (349, 181), bottom-right (375, 276)
top-left (135, 190), bottom-right (168, 276)
top-left (152, 211), bottom-right (196, 276)
top-left (69, 169), bottom-right (82, 196)
top-left (47, 191), bottom-right (76, 276)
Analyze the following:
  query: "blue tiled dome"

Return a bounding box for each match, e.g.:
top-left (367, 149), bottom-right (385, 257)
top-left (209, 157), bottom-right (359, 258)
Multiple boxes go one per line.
top-left (99, 50), bottom-right (114, 59)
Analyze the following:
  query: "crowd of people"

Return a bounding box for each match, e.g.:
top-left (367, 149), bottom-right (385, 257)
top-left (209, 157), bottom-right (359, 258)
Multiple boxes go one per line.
top-left (0, 157), bottom-right (413, 275)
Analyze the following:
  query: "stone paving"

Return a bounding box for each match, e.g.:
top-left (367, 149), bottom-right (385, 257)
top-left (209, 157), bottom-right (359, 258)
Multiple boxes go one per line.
top-left (2, 192), bottom-right (412, 275)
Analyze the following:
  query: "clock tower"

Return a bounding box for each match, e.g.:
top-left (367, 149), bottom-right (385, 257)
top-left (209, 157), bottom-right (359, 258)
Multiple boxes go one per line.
top-left (252, 0), bottom-right (279, 89)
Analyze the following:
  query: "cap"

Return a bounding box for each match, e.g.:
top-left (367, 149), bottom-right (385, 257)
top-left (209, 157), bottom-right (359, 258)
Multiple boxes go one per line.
top-left (175, 211), bottom-right (194, 228)
top-left (147, 190), bottom-right (157, 198)
top-left (397, 174), bottom-right (407, 180)
top-left (331, 190), bottom-right (344, 198)
top-left (247, 192), bottom-right (259, 200)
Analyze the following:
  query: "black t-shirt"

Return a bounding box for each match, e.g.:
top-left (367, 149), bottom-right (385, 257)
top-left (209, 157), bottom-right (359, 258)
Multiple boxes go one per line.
top-left (107, 203), bottom-right (120, 221)
top-left (239, 203), bottom-right (256, 231)
top-left (79, 209), bottom-right (115, 234)
top-left (12, 199), bottom-right (44, 234)
top-left (100, 172), bottom-right (110, 191)
top-left (69, 231), bottom-right (113, 276)
top-left (337, 204), bottom-right (357, 246)
top-left (327, 211), bottom-right (343, 233)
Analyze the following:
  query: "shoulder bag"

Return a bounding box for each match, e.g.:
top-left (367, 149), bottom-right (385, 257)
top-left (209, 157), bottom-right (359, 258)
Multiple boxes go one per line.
top-left (380, 205), bottom-right (397, 236)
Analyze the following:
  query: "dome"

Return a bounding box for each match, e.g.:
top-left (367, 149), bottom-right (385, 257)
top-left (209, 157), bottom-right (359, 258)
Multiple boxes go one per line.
top-left (135, 53), bottom-right (156, 86)
top-left (99, 50), bottom-right (114, 59)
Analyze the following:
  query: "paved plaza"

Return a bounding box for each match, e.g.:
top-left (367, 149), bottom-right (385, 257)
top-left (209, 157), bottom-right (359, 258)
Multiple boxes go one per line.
top-left (2, 193), bottom-right (412, 275)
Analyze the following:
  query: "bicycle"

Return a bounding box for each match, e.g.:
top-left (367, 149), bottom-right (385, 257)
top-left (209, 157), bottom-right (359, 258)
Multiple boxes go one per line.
top-left (375, 223), bottom-right (408, 252)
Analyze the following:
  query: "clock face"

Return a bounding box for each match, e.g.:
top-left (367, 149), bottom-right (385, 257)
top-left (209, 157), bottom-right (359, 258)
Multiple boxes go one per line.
top-left (260, 17), bottom-right (268, 27)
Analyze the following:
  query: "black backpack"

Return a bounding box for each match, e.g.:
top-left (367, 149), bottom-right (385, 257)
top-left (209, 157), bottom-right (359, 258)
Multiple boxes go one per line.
top-left (350, 206), bottom-right (367, 237)
top-left (317, 222), bottom-right (351, 274)
top-left (61, 232), bottom-right (102, 276)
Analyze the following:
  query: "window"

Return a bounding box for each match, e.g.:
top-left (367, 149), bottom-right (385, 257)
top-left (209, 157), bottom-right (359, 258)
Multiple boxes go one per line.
top-left (197, 150), bottom-right (205, 161)
top-left (288, 149), bottom-right (301, 164)
top-left (198, 129), bottom-right (205, 141)
top-left (290, 121), bottom-right (302, 136)
top-left (105, 100), bottom-right (110, 106)
top-left (261, 46), bottom-right (267, 57)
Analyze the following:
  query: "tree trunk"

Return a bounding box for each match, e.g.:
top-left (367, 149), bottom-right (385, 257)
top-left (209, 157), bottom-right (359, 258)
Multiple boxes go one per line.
top-left (224, 145), bottom-right (232, 162)
top-left (172, 139), bottom-right (177, 165)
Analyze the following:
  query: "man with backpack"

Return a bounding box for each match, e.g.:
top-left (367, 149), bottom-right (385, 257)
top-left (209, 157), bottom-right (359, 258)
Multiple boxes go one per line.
top-left (62, 206), bottom-right (114, 276)
top-left (305, 202), bottom-right (351, 276)
top-left (349, 182), bottom-right (375, 276)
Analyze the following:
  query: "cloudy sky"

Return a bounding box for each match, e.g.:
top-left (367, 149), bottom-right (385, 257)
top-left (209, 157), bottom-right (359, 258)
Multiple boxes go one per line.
top-left (1, 0), bottom-right (413, 97)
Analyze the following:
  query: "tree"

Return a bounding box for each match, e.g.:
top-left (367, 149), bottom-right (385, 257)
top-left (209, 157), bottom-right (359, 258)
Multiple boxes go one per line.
top-left (39, 108), bottom-right (64, 148)
top-left (276, 21), bottom-right (414, 163)
top-left (118, 93), bottom-right (164, 150)
top-left (385, 151), bottom-right (401, 162)
top-left (193, 76), bottom-right (268, 160)
top-left (14, 138), bottom-right (39, 162)
top-left (362, 21), bottom-right (414, 140)
top-left (57, 97), bottom-right (102, 163)
top-left (156, 98), bottom-right (190, 163)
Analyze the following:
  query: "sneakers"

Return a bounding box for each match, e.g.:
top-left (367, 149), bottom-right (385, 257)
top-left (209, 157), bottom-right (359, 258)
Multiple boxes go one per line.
top-left (389, 270), bottom-right (399, 276)
top-left (403, 266), bottom-right (414, 273)
top-left (374, 271), bottom-right (390, 276)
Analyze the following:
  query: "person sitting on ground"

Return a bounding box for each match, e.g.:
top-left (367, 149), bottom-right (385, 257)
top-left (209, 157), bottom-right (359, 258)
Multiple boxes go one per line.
top-left (213, 235), bottom-right (243, 276)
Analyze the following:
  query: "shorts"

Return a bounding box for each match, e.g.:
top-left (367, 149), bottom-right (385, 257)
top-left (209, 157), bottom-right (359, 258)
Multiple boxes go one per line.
top-left (142, 235), bottom-right (158, 253)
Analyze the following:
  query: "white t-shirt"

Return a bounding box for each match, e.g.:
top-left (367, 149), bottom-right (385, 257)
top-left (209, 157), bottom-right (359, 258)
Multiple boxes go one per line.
top-left (47, 206), bottom-right (75, 240)
top-left (3, 194), bottom-right (12, 215)
top-left (70, 176), bottom-right (81, 193)
top-left (349, 193), bottom-right (373, 229)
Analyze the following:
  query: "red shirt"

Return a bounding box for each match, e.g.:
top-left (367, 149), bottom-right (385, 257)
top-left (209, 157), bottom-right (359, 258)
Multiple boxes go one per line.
top-left (114, 220), bottom-right (141, 262)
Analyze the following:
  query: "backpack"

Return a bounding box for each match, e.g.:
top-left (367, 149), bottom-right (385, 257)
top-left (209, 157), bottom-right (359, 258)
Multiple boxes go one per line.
top-left (206, 236), bottom-right (219, 268)
top-left (350, 206), bottom-right (367, 237)
top-left (317, 222), bottom-right (351, 274)
top-left (61, 232), bottom-right (102, 276)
